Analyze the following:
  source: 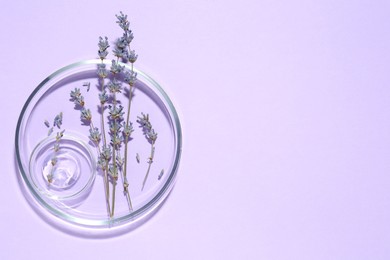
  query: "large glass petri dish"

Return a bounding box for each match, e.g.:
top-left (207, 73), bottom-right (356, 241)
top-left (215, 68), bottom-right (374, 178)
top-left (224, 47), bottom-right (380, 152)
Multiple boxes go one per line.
top-left (15, 60), bottom-right (182, 236)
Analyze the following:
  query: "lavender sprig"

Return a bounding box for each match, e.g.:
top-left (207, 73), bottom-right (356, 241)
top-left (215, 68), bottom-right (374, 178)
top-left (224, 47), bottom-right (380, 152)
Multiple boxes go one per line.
top-left (113, 11), bottom-right (139, 212)
top-left (97, 40), bottom-right (111, 217)
top-left (69, 85), bottom-right (111, 217)
top-left (107, 57), bottom-right (126, 217)
top-left (137, 113), bottom-right (158, 190)
top-left (68, 12), bottom-right (148, 218)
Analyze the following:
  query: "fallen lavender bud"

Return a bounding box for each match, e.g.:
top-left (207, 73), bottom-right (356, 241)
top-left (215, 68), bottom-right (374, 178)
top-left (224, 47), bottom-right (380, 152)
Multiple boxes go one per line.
top-left (158, 169), bottom-right (164, 180)
top-left (83, 82), bottom-right (91, 92)
top-left (53, 112), bottom-right (63, 129)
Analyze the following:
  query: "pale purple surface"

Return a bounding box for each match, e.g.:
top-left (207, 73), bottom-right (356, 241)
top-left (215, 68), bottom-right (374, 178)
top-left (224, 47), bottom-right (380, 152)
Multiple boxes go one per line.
top-left (1, 0), bottom-right (390, 259)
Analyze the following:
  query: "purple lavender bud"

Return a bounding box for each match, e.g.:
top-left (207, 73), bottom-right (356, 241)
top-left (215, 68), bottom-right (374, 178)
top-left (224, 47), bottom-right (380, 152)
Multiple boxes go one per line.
top-left (124, 70), bottom-right (137, 86)
top-left (97, 63), bottom-right (108, 78)
top-left (89, 127), bottom-right (101, 144)
top-left (107, 78), bottom-right (122, 93)
top-left (110, 60), bottom-right (124, 74)
top-left (127, 50), bottom-right (138, 63)
top-left (80, 108), bottom-right (92, 121)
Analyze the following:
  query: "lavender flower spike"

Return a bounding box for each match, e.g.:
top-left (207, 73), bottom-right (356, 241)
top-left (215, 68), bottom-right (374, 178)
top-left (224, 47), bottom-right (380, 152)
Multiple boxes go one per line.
top-left (123, 123), bottom-right (134, 138)
top-left (80, 108), bottom-right (92, 121)
top-left (127, 50), bottom-right (138, 63)
top-left (147, 128), bottom-right (158, 142)
top-left (89, 127), bottom-right (101, 144)
top-left (98, 36), bottom-right (110, 51)
top-left (124, 70), bottom-right (137, 87)
top-left (70, 88), bottom-right (81, 100)
top-left (97, 63), bottom-right (108, 78)
top-left (116, 11), bottom-right (129, 31)
top-left (110, 59), bottom-right (124, 74)
top-left (107, 78), bottom-right (122, 93)
top-left (99, 90), bottom-right (108, 104)
top-left (137, 113), bottom-right (151, 130)
top-left (98, 36), bottom-right (109, 60)
top-left (109, 104), bottom-right (124, 119)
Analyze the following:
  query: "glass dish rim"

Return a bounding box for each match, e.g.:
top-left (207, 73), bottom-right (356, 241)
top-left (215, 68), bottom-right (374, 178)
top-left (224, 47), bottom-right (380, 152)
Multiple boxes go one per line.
top-left (15, 59), bottom-right (182, 229)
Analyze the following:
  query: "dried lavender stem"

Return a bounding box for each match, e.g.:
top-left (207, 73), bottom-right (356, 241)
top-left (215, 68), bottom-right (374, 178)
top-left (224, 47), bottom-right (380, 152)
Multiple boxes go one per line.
top-left (99, 70), bottom-right (111, 217)
top-left (123, 83), bottom-right (134, 211)
top-left (111, 150), bottom-right (117, 217)
top-left (111, 92), bottom-right (119, 217)
top-left (142, 143), bottom-right (155, 191)
top-left (104, 167), bottom-right (111, 217)
top-left (89, 122), bottom-right (111, 217)
top-left (122, 43), bottom-right (136, 210)
top-left (118, 154), bottom-right (132, 211)
top-left (100, 76), bottom-right (108, 147)
top-left (111, 179), bottom-right (117, 218)
top-left (124, 186), bottom-right (132, 210)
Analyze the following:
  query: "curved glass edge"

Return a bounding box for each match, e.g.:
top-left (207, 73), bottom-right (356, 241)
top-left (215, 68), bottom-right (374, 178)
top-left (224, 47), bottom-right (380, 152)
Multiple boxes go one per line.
top-left (15, 59), bottom-right (183, 230)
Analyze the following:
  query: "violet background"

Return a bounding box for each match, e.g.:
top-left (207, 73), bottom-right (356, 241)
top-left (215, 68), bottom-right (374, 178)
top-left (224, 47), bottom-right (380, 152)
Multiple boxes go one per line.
top-left (1, 0), bottom-right (390, 259)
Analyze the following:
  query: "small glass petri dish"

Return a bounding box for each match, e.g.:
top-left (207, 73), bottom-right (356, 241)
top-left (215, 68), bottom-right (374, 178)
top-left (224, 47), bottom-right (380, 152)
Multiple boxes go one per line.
top-left (28, 133), bottom-right (96, 205)
top-left (15, 60), bottom-right (182, 236)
